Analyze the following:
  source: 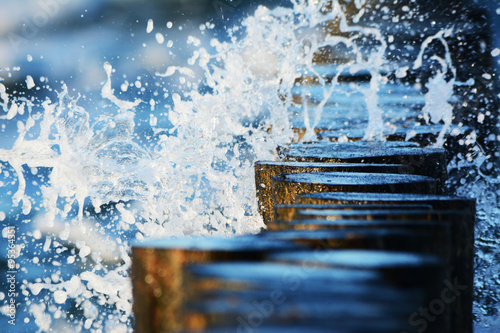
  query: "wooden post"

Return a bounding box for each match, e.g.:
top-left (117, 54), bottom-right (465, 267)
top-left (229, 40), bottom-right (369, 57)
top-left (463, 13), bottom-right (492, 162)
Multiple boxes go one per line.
top-left (271, 172), bottom-right (437, 222)
top-left (260, 227), bottom-right (446, 256)
top-left (254, 161), bottom-right (412, 225)
top-left (271, 203), bottom-right (432, 221)
top-left (131, 236), bottom-right (298, 333)
top-left (272, 207), bottom-right (474, 333)
top-left (267, 217), bottom-right (449, 259)
top-left (269, 249), bottom-right (447, 333)
top-left (296, 191), bottom-right (476, 213)
top-left (181, 260), bottom-right (438, 332)
top-left (277, 142), bottom-right (447, 191)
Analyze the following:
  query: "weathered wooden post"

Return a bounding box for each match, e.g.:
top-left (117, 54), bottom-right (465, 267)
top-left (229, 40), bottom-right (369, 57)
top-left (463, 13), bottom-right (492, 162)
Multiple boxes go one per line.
top-left (297, 192), bottom-right (476, 213)
top-left (254, 161), bottom-right (412, 225)
top-left (261, 227), bottom-right (444, 255)
top-left (267, 217), bottom-right (450, 258)
top-left (131, 236), bottom-right (298, 333)
top-left (272, 206), bottom-right (474, 333)
top-left (270, 172), bottom-right (437, 223)
top-left (269, 249), bottom-right (447, 333)
top-left (174, 248), bottom-right (447, 332)
top-left (277, 142), bottom-right (448, 191)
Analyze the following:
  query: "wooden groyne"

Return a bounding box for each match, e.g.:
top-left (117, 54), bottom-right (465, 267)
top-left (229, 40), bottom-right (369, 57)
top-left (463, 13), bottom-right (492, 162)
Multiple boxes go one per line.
top-left (131, 138), bottom-right (475, 333)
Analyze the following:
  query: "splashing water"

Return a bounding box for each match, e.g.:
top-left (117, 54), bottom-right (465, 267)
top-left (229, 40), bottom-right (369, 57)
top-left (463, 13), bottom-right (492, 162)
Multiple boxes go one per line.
top-left (0, 0), bottom-right (499, 331)
top-left (412, 28), bottom-right (473, 147)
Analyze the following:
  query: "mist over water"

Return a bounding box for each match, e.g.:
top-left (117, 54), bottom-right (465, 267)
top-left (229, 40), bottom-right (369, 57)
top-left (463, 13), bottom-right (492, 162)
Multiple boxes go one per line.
top-left (0, 0), bottom-right (499, 331)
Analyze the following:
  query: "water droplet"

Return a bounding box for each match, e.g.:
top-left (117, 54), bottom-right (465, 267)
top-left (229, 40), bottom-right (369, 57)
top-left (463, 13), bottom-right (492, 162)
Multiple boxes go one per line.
top-left (146, 19), bottom-right (154, 33)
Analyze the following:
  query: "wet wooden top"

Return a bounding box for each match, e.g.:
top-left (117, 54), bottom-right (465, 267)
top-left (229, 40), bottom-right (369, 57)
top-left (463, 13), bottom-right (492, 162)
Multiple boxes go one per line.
top-left (297, 192), bottom-right (476, 211)
top-left (255, 160), bottom-right (411, 169)
top-left (299, 191), bottom-right (474, 202)
top-left (255, 160), bottom-right (412, 174)
top-left (278, 141), bottom-right (446, 160)
top-left (131, 235), bottom-right (296, 251)
top-left (287, 208), bottom-right (470, 220)
top-left (272, 218), bottom-right (448, 229)
top-left (273, 171), bottom-right (436, 186)
top-left (260, 227), bottom-right (429, 242)
top-left (269, 249), bottom-right (443, 270)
